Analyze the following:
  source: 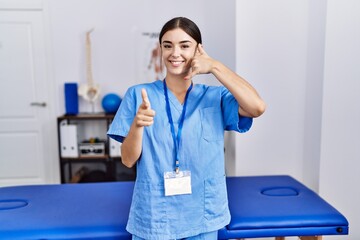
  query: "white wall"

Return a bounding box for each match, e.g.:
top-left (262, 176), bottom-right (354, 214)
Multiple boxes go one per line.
top-left (235, 0), bottom-right (358, 239)
top-left (235, 0), bottom-right (311, 182)
top-left (320, 0), bottom-right (360, 239)
top-left (302, 0), bottom-right (327, 192)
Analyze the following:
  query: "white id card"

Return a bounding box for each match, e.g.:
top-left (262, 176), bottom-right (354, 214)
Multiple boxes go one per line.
top-left (164, 170), bottom-right (192, 196)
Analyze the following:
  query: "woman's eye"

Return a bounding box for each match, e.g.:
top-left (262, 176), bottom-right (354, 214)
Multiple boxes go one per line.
top-left (181, 45), bottom-right (190, 49)
top-left (163, 45), bottom-right (171, 49)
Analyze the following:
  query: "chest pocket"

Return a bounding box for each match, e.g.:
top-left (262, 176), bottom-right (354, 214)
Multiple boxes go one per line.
top-left (200, 107), bottom-right (223, 142)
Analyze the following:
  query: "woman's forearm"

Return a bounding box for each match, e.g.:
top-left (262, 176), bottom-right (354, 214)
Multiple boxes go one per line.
top-left (211, 60), bottom-right (266, 118)
top-left (121, 121), bottom-right (144, 168)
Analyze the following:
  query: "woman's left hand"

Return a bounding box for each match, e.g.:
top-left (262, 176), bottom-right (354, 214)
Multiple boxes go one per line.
top-left (184, 44), bottom-right (215, 80)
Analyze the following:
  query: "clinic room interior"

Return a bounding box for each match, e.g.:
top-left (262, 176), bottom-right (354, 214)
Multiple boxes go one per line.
top-left (1, 0), bottom-right (359, 239)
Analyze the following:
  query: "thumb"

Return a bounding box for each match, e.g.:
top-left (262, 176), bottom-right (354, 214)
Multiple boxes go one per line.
top-left (141, 88), bottom-right (151, 109)
top-left (197, 44), bottom-right (206, 55)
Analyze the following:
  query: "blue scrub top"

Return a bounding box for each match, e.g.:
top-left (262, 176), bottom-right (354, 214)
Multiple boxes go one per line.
top-left (108, 80), bottom-right (252, 239)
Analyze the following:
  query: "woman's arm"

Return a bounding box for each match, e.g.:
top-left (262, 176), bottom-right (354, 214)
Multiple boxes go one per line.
top-left (210, 60), bottom-right (266, 117)
top-left (121, 89), bottom-right (155, 168)
top-left (185, 44), bottom-right (266, 118)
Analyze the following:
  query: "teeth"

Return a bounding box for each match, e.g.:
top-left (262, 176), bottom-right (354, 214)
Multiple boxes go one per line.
top-left (171, 61), bottom-right (183, 66)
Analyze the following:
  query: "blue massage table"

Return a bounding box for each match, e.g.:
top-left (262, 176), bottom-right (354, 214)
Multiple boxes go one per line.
top-left (0, 175), bottom-right (348, 239)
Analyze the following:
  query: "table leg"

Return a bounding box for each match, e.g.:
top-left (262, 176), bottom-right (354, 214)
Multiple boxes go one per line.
top-left (299, 236), bottom-right (323, 240)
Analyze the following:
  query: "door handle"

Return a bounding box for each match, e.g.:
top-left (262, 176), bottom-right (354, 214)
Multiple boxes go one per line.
top-left (30, 102), bottom-right (47, 107)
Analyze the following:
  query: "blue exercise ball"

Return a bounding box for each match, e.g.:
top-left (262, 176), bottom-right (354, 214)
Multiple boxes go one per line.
top-left (102, 93), bottom-right (122, 113)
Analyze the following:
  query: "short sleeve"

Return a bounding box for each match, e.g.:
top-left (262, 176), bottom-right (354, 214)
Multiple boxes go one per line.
top-left (220, 87), bottom-right (253, 133)
top-left (107, 87), bottom-right (137, 143)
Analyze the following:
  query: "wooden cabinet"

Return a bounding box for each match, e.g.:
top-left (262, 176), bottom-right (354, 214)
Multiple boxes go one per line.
top-left (57, 114), bottom-right (135, 183)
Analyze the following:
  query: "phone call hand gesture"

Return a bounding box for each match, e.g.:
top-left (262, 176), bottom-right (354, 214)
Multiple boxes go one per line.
top-left (184, 44), bottom-right (215, 80)
top-left (135, 88), bottom-right (155, 127)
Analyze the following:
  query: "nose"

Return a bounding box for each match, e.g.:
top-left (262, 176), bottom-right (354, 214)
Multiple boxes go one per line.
top-left (171, 46), bottom-right (181, 57)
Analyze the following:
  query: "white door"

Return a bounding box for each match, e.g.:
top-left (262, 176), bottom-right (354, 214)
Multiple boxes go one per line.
top-left (0, 10), bottom-right (58, 186)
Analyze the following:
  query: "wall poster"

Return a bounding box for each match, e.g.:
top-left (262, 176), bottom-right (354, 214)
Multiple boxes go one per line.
top-left (136, 31), bottom-right (166, 83)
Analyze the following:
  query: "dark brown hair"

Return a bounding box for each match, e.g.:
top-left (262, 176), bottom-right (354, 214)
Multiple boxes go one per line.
top-left (159, 17), bottom-right (202, 44)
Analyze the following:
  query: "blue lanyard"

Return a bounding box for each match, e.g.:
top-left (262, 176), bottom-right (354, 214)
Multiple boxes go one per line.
top-left (163, 80), bottom-right (193, 173)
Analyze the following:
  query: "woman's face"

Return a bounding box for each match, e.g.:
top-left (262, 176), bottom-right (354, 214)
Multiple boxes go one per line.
top-left (160, 28), bottom-right (197, 78)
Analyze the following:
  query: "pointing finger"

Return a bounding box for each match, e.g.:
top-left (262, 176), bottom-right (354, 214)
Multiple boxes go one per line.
top-left (141, 88), bottom-right (151, 109)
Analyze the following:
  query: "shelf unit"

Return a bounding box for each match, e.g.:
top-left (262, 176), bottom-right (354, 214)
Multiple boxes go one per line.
top-left (57, 113), bottom-right (135, 183)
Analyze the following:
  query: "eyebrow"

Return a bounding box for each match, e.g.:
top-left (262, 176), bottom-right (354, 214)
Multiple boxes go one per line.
top-left (162, 40), bottom-right (193, 44)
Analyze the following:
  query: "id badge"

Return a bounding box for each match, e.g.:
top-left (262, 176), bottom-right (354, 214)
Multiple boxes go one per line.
top-left (164, 170), bottom-right (192, 196)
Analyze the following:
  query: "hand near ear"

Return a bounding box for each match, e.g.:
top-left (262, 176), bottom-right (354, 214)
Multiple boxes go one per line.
top-left (184, 44), bottom-right (215, 80)
top-left (135, 88), bottom-right (155, 127)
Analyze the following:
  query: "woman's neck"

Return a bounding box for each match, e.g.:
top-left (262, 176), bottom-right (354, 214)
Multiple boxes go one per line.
top-left (165, 76), bottom-right (192, 104)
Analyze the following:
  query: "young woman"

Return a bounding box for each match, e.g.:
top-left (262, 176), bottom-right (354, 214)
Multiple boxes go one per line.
top-left (108, 17), bottom-right (265, 240)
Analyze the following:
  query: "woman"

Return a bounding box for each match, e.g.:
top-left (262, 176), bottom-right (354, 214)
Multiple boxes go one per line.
top-left (108, 17), bottom-right (265, 240)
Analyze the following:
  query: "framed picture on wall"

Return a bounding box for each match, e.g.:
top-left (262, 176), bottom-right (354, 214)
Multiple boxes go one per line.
top-left (135, 30), bottom-right (166, 83)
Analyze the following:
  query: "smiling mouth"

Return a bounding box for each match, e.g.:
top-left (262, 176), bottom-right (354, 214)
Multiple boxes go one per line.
top-left (169, 60), bottom-right (184, 67)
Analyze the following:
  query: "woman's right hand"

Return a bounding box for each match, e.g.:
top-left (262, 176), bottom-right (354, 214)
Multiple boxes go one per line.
top-left (135, 88), bottom-right (155, 127)
top-left (121, 88), bottom-right (155, 168)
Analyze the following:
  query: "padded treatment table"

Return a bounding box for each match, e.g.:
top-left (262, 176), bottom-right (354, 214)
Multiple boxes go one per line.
top-left (218, 176), bottom-right (348, 239)
top-left (0, 182), bottom-right (134, 239)
top-left (0, 176), bottom-right (348, 239)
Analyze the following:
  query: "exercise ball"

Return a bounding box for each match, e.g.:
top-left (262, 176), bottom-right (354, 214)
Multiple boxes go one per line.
top-left (102, 93), bottom-right (121, 113)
